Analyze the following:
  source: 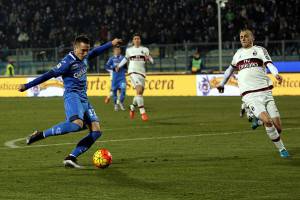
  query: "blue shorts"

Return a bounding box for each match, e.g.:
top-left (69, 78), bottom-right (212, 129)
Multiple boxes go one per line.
top-left (64, 92), bottom-right (99, 124)
top-left (111, 79), bottom-right (126, 91)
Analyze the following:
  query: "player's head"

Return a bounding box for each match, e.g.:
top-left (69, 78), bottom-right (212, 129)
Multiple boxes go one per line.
top-left (132, 33), bottom-right (141, 47)
top-left (73, 35), bottom-right (90, 60)
top-left (240, 29), bottom-right (254, 48)
top-left (113, 45), bottom-right (121, 56)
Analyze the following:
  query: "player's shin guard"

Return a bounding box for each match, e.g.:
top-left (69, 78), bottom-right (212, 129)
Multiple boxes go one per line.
top-left (135, 95), bottom-right (145, 114)
top-left (113, 89), bottom-right (118, 104)
top-left (70, 131), bottom-right (102, 158)
top-left (43, 121), bottom-right (81, 138)
top-left (265, 125), bottom-right (285, 151)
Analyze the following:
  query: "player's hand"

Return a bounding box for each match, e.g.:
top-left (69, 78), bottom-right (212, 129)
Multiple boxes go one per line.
top-left (115, 66), bottom-right (120, 72)
top-left (111, 38), bottom-right (122, 46)
top-left (18, 84), bottom-right (26, 92)
top-left (217, 85), bottom-right (224, 93)
top-left (275, 75), bottom-right (283, 84)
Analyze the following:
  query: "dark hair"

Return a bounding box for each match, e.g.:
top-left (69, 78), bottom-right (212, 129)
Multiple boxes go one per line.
top-left (74, 34), bottom-right (90, 45)
top-left (132, 33), bottom-right (141, 39)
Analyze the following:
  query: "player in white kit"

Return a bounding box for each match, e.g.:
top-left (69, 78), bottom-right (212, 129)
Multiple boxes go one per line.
top-left (116, 33), bottom-right (154, 121)
top-left (217, 29), bottom-right (289, 158)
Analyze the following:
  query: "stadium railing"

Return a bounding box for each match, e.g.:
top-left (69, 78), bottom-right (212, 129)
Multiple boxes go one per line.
top-left (0, 40), bottom-right (299, 75)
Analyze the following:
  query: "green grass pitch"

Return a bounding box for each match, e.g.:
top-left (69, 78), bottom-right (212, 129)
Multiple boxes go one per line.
top-left (0, 96), bottom-right (300, 200)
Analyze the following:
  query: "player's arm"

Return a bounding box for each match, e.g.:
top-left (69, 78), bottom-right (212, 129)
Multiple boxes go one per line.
top-left (261, 47), bottom-right (283, 84)
top-left (105, 58), bottom-right (113, 73)
top-left (18, 59), bottom-right (69, 92)
top-left (115, 50), bottom-right (128, 72)
top-left (145, 48), bottom-right (154, 64)
top-left (266, 62), bottom-right (282, 84)
top-left (217, 65), bottom-right (235, 93)
top-left (88, 38), bottom-right (122, 60)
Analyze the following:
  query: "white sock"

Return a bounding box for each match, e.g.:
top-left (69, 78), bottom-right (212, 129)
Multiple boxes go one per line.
top-left (135, 95), bottom-right (145, 114)
top-left (132, 96), bottom-right (137, 106)
top-left (265, 125), bottom-right (285, 151)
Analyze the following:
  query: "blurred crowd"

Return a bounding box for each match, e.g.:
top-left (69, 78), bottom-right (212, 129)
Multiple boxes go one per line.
top-left (0, 0), bottom-right (299, 49)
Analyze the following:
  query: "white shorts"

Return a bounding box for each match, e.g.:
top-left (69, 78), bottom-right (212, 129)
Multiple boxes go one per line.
top-left (242, 90), bottom-right (280, 118)
top-left (129, 73), bottom-right (145, 88)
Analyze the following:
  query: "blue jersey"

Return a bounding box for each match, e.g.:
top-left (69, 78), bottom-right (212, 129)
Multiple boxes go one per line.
top-left (105, 55), bottom-right (126, 83)
top-left (25, 42), bottom-right (113, 102)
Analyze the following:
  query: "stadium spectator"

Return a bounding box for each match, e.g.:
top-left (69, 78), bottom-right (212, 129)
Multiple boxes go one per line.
top-left (0, 0), bottom-right (298, 49)
top-left (5, 59), bottom-right (15, 76)
top-left (189, 51), bottom-right (205, 74)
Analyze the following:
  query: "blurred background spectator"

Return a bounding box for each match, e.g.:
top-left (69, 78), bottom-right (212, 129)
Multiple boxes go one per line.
top-left (0, 0), bottom-right (299, 49)
top-left (189, 50), bottom-right (205, 74)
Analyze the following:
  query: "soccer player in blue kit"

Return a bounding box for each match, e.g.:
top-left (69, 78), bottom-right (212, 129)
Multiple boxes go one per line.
top-left (105, 46), bottom-right (126, 111)
top-left (18, 35), bottom-right (122, 168)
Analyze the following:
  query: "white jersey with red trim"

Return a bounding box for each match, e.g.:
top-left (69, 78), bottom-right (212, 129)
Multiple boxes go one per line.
top-left (125, 46), bottom-right (150, 76)
top-left (231, 45), bottom-right (273, 95)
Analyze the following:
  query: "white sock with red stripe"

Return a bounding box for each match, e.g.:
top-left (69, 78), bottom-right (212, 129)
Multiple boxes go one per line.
top-left (265, 125), bottom-right (285, 151)
top-left (135, 95), bottom-right (145, 114)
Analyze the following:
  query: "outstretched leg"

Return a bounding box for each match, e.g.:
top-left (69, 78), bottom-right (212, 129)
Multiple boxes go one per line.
top-left (26, 119), bottom-right (83, 145)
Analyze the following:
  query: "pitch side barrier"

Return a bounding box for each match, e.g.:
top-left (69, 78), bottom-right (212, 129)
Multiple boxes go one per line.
top-left (0, 73), bottom-right (300, 97)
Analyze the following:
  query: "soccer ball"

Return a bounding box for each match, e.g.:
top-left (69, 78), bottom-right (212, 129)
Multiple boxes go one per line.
top-left (92, 148), bottom-right (112, 168)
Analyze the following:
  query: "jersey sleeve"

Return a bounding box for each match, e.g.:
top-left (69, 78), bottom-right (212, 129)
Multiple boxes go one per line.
top-left (105, 58), bottom-right (113, 70)
top-left (51, 58), bottom-right (71, 77)
top-left (259, 47), bottom-right (273, 66)
top-left (125, 48), bottom-right (130, 59)
top-left (87, 41), bottom-right (112, 60)
top-left (230, 52), bottom-right (238, 68)
top-left (144, 47), bottom-right (150, 56)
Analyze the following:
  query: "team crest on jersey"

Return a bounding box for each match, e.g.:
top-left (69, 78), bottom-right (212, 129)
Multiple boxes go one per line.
top-left (253, 50), bottom-right (257, 56)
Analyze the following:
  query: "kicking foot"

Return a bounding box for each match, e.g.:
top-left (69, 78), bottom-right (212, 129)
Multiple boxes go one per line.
top-left (251, 117), bottom-right (260, 130)
top-left (279, 149), bottom-right (290, 158)
top-left (26, 130), bottom-right (44, 145)
top-left (104, 96), bottom-right (110, 104)
top-left (129, 104), bottom-right (135, 119)
top-left (63, 155), bottom-right (83, 168)
top-left (114, 104), bottom-right (119, 111)
top-left (141, 113), bottom-right (149, 121)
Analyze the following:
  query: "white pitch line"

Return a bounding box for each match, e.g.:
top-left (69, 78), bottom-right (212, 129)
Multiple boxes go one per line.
top-left (3, 125), bottom-right (163, 149)
top-left (3, 127), bottom-right (300, 150)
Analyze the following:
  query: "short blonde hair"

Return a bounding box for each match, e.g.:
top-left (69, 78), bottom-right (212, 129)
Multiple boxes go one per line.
top-left (240, 29), bottom-right (254, 38)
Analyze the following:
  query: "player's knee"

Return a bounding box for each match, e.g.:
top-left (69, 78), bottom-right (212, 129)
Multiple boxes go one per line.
top-left (135, 85), bottom-right (143, 95)
top-left (72, 119), bottom-right (84, 129)
top-left (263, 119), bottom-right (273, 127)
top-left (91, 122), bottom-right (101, 132)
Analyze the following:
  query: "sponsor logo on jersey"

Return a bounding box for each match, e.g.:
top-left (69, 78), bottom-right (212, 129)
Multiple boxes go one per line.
top-left (237, 58), bottom-right (263, 70)
top-left (74, 67), bottom-right (87, 79)
top-left (129, 55), bottom-right (146, 61)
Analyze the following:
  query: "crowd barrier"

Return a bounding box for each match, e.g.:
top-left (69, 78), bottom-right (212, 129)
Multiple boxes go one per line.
top-left (0, 73), bottom-right (299, 97)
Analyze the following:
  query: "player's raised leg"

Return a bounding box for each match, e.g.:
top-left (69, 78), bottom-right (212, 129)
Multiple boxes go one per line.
top-left (135, 85), bottom-right (148, 120)
top-left (64, 103), bottom-right (102, 168)
top-left (129, 75), bottom-right (148, 121)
